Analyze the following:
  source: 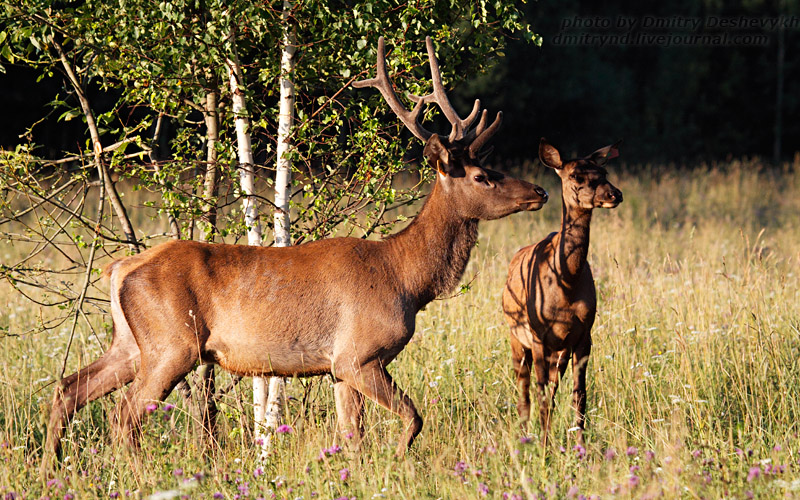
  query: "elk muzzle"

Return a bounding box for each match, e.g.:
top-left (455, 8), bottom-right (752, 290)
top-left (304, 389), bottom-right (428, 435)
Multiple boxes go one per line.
top-left (598, 186), bottom-right (623, 208)
top-left (519, 184), bottom-right (549, 211)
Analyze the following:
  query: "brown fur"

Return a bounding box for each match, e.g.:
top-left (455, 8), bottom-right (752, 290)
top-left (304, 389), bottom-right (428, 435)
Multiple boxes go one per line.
top-left (502, 138), bottom-right (622, 446)
top-left (43, 90), bottom-right (549, 468)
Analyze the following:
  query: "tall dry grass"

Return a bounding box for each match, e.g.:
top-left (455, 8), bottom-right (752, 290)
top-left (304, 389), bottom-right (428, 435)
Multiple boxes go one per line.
top-left (0, 159), bottom-right (799, 498)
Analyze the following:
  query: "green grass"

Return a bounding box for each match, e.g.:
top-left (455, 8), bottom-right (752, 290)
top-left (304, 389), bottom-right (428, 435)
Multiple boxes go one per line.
top-left (1, 159), bottom-right (800, 498)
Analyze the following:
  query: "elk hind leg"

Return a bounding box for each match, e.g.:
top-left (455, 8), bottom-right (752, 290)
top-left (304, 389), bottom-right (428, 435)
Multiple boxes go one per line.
top-left (510, 333), bottom-right (533, 424)
top-left (112, 348), bottom-right (196, 448)
top-left (44, 331), bottom-right (139, 466)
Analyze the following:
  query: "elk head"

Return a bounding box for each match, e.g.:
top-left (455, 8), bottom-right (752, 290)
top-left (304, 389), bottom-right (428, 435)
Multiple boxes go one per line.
top-left (539, 138), bottom-right (623, 210)
top-left (354, 37), bottom-right (548, 220)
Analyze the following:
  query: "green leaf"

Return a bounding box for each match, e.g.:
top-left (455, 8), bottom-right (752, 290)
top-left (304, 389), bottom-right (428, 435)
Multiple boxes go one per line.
top-left (58, 109), bottom-right (82, 122)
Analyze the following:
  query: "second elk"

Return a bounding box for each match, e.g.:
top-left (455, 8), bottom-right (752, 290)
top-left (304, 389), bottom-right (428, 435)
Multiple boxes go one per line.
top-left (502, 138), bottom-right (622, 446)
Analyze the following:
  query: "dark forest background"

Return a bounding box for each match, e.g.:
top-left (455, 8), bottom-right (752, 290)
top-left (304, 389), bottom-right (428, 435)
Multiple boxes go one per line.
top-left (2, 0), bottom-right (798, 165)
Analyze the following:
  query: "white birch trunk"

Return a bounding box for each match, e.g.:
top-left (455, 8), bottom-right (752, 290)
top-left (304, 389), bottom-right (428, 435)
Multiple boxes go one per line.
top-left (260, 0), bottom-right (297, 459)
top-left (225, 43), bottom-right (269, 456)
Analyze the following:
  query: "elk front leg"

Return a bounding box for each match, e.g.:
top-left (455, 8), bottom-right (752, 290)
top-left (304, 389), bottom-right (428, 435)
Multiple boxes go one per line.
top-left (534, 347), bottom-right (570, 446)
top-left (509, 333), bottom-right (533, 424)
top-left (530, 344), bottom-right (552, 444)
top-left (334, 381), bottom-right (365, 449)
top-left (340, 361), bottom-right (422, 457)
top-left (572, 336), bottom-right (592, 446)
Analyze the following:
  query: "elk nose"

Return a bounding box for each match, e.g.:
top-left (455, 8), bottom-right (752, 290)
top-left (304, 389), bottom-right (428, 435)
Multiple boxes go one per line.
top-left (612, 190), bottom-right (623, 203)
top-left (534, 186), bottom-right (548, 202)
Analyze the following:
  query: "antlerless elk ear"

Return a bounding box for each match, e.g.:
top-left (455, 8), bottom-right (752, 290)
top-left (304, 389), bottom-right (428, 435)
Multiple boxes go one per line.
top-left (423, 134), bottom-right (451, 175)
top-left (538, 138), bottom-right (563, 170)
top-left (588, 140), bottom-right (622, 165)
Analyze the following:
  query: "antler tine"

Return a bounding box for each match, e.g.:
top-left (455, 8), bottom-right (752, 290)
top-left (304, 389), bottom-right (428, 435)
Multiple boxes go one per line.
top-left (465, 110), bottom-right (489, 141)
top-left (353, 36), bottom-right (434, 141)
top-left (424, 37), bottom-right (482, 143)
top-left (468, 111), bottom-right (503, 157)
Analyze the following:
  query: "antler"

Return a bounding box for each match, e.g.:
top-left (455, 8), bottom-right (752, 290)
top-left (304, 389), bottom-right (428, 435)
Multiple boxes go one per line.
top-left (354, 36), bottom-right (502, 156)
top-left (407, 37), bottom-right (482, 143)
top-left (352, 37), bottom-right (434, 141)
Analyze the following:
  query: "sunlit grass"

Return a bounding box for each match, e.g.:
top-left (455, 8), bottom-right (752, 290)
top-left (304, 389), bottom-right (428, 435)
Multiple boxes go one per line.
top-left (1, 159), bottom-right (799, 498)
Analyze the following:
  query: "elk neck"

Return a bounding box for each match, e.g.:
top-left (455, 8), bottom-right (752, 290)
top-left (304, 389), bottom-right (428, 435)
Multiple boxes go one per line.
top-left (385, 179), bottom-right (479, 308)
top-left (554, 197), bottom-right (593, 284)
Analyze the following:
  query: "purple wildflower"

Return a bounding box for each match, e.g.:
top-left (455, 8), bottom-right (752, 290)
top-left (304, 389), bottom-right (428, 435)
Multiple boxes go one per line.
top-left (276, 424), bottom-right (292, 434)
top-left (747, 466), bottom-right (761, 482)
top-left (339, 468), bottom-right (350, 481)
top-left (573, 444), bottom-right (587, 459)
top-left (774, 445), bottom-right (782, 452)
top-left (519, 436), bottom-right (533, 444)
top-left (477, 483), bottom-right (489, 496)
top-left (253, 467), bottom-right (264, 478)
top-left (691, 449), bottom-right (701, 458)
top-left (213, 493), bottom-right (224, 499)
top-left (566, 485), bottom-right (580, 498)
top-left (626, 446), bottom-right (638, 457)
top-left (645, 450), bottom-right (655, 461)
top-left (454, 461), bottom-right (468, 474)
top-left (318, 444), bottom-right (343, 459)
top-left (162, 403), bottom-right (175, 412)
top-left (145, 403), bottom-right (158, 414)
top-left (604, 448), bottom-right (617, 461)
top-left (628, 475), bottom-right (640, 487)
top-left (173, 468), bottom-right (183, 477)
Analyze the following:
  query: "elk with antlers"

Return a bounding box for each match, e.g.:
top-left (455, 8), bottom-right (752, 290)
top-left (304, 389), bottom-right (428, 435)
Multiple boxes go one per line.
top-left (43, 37), bottom-right (548, 467)
top-left (502, 139), bottom-right (622, 446)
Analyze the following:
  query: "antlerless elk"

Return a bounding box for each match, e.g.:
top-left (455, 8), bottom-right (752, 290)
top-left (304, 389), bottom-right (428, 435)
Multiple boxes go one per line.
top-left (503, 138), bottom-right (622, 446)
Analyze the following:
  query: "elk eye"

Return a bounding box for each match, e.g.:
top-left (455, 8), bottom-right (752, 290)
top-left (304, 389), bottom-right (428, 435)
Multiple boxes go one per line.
top-left (474, 174), bottom-right (487, 183)
top-left (572, 175), bottom-right (585, 184)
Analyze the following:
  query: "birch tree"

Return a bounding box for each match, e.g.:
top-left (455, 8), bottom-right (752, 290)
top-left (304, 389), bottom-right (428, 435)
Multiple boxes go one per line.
top-left (252, 0), bottom-right (297, 458)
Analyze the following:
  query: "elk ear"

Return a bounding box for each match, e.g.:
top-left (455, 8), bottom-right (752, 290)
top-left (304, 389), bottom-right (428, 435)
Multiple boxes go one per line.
top-left (423, 134), bottom-right (452, 175)
top-left (539, 138), bottom-right (563, 170)
top-left (588, 140), bottom-right (622, 165)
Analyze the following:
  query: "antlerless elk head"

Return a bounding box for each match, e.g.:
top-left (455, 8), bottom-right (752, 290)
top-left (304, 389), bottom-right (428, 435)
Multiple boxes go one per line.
top-left (539, 138), bottom-right (623, 211)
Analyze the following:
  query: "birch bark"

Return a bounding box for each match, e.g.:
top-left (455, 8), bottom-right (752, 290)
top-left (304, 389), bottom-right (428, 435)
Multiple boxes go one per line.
top-left (259, 0), bottom-right (297, 459)
top-left (225, 34), bottom-right (268, 455)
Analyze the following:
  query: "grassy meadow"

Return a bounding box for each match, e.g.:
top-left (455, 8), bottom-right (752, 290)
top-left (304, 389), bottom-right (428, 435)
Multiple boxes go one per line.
top-left (1, 159), bottom-right (799, 499)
